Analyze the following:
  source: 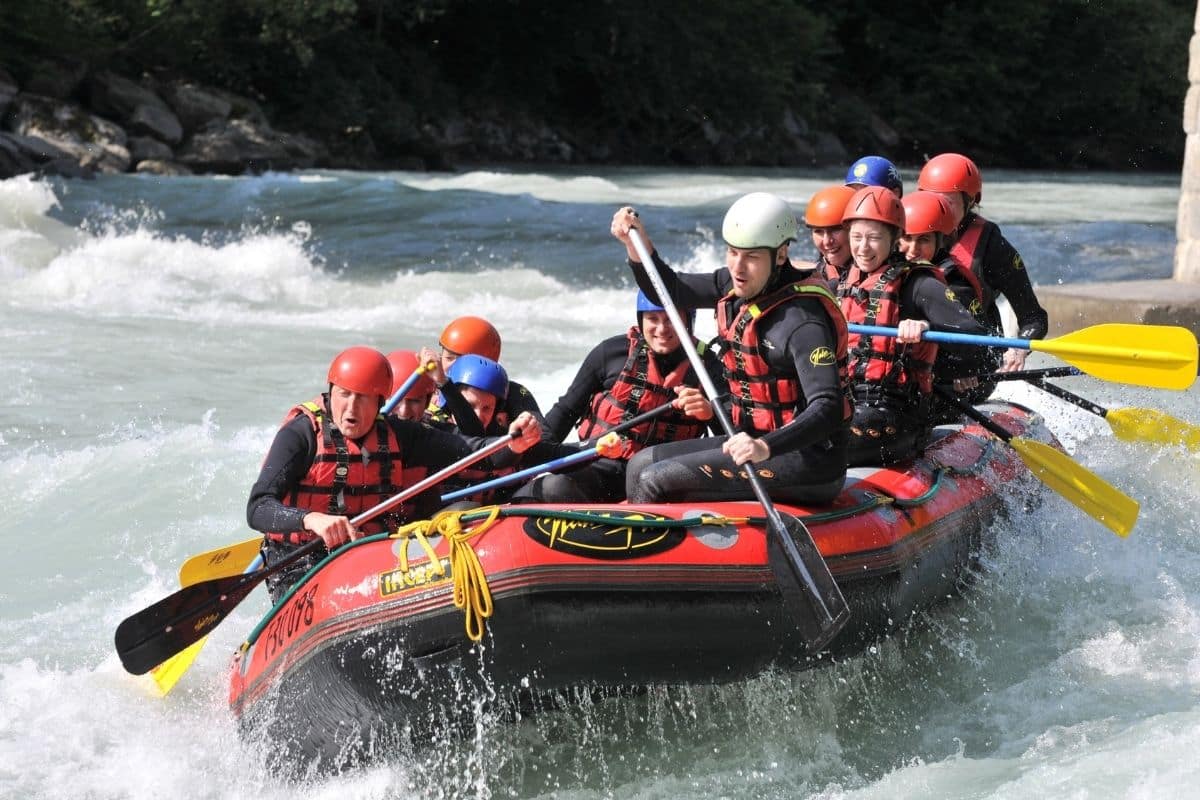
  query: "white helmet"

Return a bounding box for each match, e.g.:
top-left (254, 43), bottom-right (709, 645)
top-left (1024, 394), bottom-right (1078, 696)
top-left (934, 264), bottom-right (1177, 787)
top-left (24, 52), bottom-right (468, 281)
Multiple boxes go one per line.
top-left (721, 192), bottom-right (798, 250)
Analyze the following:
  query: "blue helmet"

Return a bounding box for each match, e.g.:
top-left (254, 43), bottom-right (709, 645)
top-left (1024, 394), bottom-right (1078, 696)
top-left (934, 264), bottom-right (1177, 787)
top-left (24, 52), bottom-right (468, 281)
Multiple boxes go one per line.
top-left (636, 289), bottom-right (664, 313)
top-left (635, 290), bottom-right (694, 329)
top-left (845, 155), bottom-right (903, 196)
top-left (446, 354), bottom-right (508, 398)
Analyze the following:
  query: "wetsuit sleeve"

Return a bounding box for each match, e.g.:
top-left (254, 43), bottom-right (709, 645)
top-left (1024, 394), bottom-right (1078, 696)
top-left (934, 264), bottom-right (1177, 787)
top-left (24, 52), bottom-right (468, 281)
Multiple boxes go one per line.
top-left (389, 417), bottom-right (525, 478)
top-left (757, 306), bottom-right (846, 455)
top-left (543, 338), bottom-right (621, 442)
top-left (629, 250), bottom-right (728, 310)
top-left (503, 380), bottom-right (544, 426)
top-left (437, 381), bottom-right (486, 436)
top-left (246, 416), bottom-right (318, 534)
top-left (980, 231), bottom-right (1049, 339)
top-left (903, 272), bottom-right (994, 372)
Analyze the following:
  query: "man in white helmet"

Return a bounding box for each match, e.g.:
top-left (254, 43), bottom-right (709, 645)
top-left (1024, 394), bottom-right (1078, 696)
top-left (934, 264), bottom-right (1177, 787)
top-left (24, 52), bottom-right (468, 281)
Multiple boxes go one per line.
top-left (609, 194), bottom-right (852, 505)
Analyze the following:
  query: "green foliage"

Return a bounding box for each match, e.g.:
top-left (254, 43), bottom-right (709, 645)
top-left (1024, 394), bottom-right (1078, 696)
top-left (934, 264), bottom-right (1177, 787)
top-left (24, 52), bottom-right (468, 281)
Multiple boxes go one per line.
top-left (0, 0), bottom-right (1190, 168)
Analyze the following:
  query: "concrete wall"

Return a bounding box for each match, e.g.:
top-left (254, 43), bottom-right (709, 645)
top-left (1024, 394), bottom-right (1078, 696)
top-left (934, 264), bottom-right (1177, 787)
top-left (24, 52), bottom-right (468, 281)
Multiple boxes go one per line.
top-left (1175, 1), bottom-right (1200, 283)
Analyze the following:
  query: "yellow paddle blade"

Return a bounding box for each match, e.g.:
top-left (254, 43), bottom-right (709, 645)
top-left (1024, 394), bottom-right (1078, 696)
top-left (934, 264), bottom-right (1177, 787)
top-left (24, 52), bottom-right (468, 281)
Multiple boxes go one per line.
top-left (178, 537), bottom-right (262, 587)
top-left (1106, 408), bottom-right (1200, 451)
top-left (150, 636), bottom-right (208, 696)
top-left (1010, 437), bottom-right (1139, 537)
top-left (1030, 323), bottom-right (1198, 390)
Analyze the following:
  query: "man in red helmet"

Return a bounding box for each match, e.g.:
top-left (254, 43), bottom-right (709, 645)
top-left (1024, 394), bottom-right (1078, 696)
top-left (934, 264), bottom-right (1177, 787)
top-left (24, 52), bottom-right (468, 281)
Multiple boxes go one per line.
top-left (420, 316), bottom-right (545, 436)
top-left (917, 153), bottom-right (1048, 372)
top-left (246, 345), bottom-right (542, 599)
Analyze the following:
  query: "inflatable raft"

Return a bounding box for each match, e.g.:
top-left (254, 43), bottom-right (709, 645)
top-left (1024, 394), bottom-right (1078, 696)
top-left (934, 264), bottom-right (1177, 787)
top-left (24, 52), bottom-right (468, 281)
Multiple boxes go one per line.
top-left (228, 401), bottom-right (1052, 771)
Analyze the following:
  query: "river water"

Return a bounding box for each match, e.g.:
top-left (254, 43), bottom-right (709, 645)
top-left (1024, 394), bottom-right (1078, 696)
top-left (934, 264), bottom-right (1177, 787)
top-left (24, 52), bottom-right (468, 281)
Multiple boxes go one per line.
top-left (0, 167), bottom-right (1196, 799)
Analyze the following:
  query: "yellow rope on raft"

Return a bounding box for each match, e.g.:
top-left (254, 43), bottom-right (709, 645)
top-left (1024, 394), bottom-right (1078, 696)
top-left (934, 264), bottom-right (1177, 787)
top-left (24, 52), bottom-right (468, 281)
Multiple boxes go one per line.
top-left (391, 506), bottom-right (504, 642)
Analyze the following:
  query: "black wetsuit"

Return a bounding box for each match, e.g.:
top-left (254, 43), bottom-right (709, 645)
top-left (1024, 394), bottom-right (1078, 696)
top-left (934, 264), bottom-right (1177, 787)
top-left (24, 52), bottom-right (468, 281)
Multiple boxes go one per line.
top-left (624, 251), bottom-right (849, 505)
top-left (513, 333), bottom-right (722, 503)
top-left (435, 378), bottom-right (543, 436)
top-left (954, 212), bottom-right (1048, 340)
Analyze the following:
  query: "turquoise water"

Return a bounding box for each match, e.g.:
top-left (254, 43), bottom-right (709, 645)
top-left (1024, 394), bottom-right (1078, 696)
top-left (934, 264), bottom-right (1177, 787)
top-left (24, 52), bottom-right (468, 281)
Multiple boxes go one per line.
top-left (0, 168), bottom-right (1196, 799)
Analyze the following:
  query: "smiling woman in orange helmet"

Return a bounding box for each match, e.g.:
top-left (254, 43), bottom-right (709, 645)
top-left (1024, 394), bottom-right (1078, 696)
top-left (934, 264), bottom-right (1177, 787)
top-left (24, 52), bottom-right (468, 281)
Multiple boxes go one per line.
top-left (246, 345), bottom-right (542, 600)
top-left (803, 184), bottom-right (857, 282)
top-left (917, 153), bottom-right (1048, 372)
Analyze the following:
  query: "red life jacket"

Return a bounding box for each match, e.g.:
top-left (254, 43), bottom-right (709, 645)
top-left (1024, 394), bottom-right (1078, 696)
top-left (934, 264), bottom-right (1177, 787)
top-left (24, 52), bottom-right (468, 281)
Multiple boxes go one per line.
top-left (947, 214), bottom-right (997, 317)
top-left (575, 327), bottom-right (708, 455)
top-left (716, 278), bottom-right (852, 434)
top-left (838, 259), bottom-right (941, 398)
top-left (267, 397), bottom-right (407, 544)
top-left (937, 253), bottom-right (987, 324)
top-left (819, 256), bottom-right (848, 284)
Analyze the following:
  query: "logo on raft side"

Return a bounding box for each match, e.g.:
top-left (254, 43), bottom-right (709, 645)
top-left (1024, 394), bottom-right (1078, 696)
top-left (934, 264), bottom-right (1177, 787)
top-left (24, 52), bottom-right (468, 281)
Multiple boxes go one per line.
top-left (521, 510), bottom-right (685, 559)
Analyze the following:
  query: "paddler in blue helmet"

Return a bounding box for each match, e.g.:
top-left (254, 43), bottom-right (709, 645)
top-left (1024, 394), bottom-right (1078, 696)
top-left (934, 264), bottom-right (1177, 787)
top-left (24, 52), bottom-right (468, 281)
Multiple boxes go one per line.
top-left (513, 290), bottom-right (720, 503)
top-left (432, 355), bottom-right (575, 506)
top-left (420, 315), bottom-right (545, 435)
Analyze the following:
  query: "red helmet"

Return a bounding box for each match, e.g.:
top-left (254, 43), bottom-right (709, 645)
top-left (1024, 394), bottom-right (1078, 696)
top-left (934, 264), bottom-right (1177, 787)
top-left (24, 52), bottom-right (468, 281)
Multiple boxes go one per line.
top-left (901, 191), bottom-right (957, 236)
top-left (439, 316), bottom-right (502, 361)
top-left (917, 153), bottom-right (982, 205)
top-left (804, 184), bottom-right (857, 228)
top-left (386, 350), bottom-right (436, 396)
top-left (842, 186), bottom-right (905, 230)
top-left (327, 346), bottom-right (393, 399)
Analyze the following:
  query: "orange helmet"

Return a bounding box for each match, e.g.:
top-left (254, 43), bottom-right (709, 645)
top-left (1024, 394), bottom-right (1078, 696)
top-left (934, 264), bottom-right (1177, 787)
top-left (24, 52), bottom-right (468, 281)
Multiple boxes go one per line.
top-left (804, 184), bottom-right (856, 228)
top-left (917, 153), bottom-right (982, 205)
top-left (439, 316), bottom-right (502, 361)
top-left (901, 191), bottom-right (957, 236)
top-left (327, 346), bottom-right (393, 400)
top-left (386, 349), bottom-right (436, 396)
top-left (842, 186), bottom-right (905, 230)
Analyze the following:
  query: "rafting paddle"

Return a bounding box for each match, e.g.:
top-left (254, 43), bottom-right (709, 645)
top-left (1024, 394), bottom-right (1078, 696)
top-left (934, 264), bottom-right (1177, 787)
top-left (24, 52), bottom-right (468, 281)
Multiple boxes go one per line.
top-left (628, 229), bottom-right (849, 651)
top-left (150, 553), bottom-right (264, 694)
top-left (963, 368), bottom-right (1200, 451)
top-left (381, 360), bottom-right (437, 415)
top-left (440, 399), bottom-right (678, 502)
top-left (177, 537), bottom-right (263, 587)
top-left (848, 323), bottom-right (1198, 390)
top-left (932, 386), bottom-right (1139, 537)
top-left (115, 434), bottom-right (517, 675)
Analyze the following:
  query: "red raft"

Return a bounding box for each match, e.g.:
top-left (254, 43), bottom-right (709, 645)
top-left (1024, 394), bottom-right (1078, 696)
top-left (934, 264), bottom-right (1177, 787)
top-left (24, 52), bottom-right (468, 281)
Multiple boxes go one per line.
top-left (228, 401), bottom-right (1051, 771)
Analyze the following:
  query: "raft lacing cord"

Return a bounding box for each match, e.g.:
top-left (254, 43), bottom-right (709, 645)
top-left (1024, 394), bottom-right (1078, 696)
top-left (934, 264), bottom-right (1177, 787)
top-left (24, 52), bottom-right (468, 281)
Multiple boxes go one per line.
top-left (391, 506), bottom-right (504, 642)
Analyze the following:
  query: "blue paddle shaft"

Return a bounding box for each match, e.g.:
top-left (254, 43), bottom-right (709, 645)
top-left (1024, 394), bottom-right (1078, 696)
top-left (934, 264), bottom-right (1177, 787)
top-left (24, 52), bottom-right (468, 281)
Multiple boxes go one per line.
top-left (439, 447), bottom-right (599, 502)
top-left (381, 368), bottom-right (426, 415)
top-left (848, 323), bottom-right (1028, 351)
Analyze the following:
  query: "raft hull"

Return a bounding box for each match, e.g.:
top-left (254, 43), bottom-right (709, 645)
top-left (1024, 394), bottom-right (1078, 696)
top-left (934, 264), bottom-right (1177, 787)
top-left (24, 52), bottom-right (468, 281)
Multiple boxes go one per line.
top-left (228, 402), bottom-right (1050, 771)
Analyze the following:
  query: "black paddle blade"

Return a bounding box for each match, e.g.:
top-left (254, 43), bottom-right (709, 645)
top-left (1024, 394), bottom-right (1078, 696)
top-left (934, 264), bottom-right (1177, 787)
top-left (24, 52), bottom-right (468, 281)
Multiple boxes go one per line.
top-left (115, 573), bottom-right (259, 675)
top-left (767, 512), bottom-right (850, 653)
